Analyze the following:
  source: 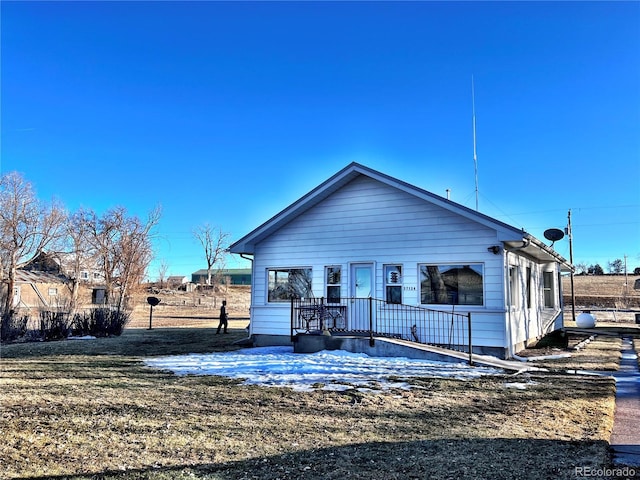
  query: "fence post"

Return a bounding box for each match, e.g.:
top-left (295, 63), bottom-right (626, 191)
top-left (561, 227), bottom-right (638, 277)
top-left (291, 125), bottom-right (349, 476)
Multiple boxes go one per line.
top-left (290, 297), bottom-right (294, 342)
top-left (369, 297), bottom-right (375, 347)
top-left (467, 312), bottom-right (473, 366)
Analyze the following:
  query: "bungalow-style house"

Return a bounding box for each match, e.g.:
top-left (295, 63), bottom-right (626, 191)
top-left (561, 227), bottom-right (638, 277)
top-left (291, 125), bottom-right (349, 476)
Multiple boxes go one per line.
top-left (230, 163), bottom-right (571, 359)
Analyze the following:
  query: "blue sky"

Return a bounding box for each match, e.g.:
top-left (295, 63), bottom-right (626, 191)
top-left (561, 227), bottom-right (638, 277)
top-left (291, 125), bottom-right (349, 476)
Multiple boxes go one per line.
top-left (2, 1), bottom-right (639, 278)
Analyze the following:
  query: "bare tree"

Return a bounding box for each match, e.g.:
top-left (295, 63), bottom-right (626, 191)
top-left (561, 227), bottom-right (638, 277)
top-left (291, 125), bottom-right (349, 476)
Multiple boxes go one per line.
top-left (82, 206), bottom-right (161, 310)
top-left (62, 208), bottom-right (97, 313)
top-left (0, 172), bottom-right (66, 314)
top-left (193, 224), bottom-right (229, 286)
top-left (157, 259), bottom-right (169, 288)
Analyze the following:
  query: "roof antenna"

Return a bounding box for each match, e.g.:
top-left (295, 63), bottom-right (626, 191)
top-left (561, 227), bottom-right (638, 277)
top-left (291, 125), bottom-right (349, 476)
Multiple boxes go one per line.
top-left (472, 75), bottom-right (479, 211)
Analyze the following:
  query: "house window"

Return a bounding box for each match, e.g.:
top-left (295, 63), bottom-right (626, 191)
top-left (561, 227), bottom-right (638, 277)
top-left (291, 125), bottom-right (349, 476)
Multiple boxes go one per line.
top-left (384, 265), bottom-right (402, 304)
top-left (48, 288), bottom-right (58, 296)
top-left (81, 271), bottom-right (89, 280)
top-left (93, 272), bottom-right (101, 280)
top-left (509, 266), bottom-right (518, 307)
top-left (325, 266), bottom-right (341, 303)
top-left (268, 268), bottom-right (312, 302)
top-left (420, 264), bottom-right (484, 306)
top-left (543, 271), bottom-right (555, 308)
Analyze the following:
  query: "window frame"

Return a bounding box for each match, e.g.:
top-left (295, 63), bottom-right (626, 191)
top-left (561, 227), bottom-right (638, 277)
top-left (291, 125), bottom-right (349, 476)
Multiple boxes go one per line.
top-left (325, 266), bottom-right (342, 303)
top-left (542, 271), bottom-right (555, 308)
top-left (509, 266), bottom-right (519, 307)
top-left (384, 264), bottom-right (403, 304)
top-left (419, 263), bottom-right (485, 306)
top-left (267, 267), bottom-right (313, 303)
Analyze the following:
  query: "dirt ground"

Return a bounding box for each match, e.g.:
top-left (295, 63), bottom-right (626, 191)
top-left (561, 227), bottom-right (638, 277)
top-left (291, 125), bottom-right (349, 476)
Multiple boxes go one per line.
top-left (128, 285), bottom-right (251, 329)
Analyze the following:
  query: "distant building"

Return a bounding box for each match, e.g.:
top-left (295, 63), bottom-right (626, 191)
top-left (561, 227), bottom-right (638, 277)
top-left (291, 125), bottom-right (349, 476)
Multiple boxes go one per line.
top-left (166, 276), bottom-right (189, 288)
top-left (191, 268), bottom-right (252, 286)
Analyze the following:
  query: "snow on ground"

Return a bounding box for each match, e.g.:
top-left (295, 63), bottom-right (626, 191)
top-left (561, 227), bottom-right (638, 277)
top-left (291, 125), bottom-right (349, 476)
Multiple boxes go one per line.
top-left (144, 346), bottom-right (504, 392)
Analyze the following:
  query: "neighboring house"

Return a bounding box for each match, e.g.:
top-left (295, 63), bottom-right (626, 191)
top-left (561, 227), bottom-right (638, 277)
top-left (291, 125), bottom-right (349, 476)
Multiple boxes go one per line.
top-left (230, 162), bottom-right (572, 359)
top-left (17, 251), bottom-right (108, 309)
top-left (13, 270), bottom-right (71, 311)
top-left (24, 251), bottom-right (105, 285)
top-left (191, 268), bottom-right (252, 286)
top-left (166, 276), bottom-right (189, 288)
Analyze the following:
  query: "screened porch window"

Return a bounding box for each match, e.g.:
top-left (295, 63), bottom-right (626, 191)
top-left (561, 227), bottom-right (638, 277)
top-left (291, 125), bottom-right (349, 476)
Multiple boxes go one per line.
top-left (509, 266), bottom-right (519, 307)
top-left (268, 268), bottom-right (312, 302)
top-left (420, 264), bottom-right (484, 306)
top-left (543, 271), bottom-right (555, 308)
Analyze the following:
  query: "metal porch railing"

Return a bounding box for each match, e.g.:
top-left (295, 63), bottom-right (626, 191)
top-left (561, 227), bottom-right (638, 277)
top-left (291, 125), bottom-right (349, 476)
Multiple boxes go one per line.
top-left (291, 297), bottom-right (472, 364)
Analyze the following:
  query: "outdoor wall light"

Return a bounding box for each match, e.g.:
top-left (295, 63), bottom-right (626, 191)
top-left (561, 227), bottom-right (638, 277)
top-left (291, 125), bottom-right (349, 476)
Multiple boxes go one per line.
top-left (487, 245), bottom-right (501, 255)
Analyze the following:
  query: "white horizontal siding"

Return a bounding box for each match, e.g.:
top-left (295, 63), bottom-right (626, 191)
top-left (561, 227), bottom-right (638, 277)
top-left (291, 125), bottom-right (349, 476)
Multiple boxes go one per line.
top-left (250, 175), bottom-right (509, 349)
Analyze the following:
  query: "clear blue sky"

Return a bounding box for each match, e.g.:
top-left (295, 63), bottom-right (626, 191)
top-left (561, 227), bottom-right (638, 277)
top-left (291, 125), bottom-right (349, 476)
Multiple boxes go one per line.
top-left (2, 1), bottom-right (639, 278)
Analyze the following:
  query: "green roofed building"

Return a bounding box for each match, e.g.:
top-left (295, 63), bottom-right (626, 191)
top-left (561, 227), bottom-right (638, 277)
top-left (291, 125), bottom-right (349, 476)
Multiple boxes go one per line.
top-left (191, 268), bottom-right (252, 286)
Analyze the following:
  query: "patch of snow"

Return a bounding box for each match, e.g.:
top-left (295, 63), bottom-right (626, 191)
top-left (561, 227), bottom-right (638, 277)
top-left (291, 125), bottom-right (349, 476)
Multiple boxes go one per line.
top-left (67, 335), bottom-right (97, 340)
top-left (503, 381), bottom-right (539, 390)
top-left (145, 346), bottom-right (503, 391)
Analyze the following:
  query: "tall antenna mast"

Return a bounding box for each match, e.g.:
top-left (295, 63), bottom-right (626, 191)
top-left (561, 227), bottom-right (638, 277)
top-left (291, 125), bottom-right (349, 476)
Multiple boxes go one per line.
top-left (472, 75), bottom-right (479, 211)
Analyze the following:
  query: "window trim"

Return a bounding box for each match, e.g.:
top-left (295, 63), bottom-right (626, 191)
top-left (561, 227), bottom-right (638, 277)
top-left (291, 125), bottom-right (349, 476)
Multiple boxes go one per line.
top-left (325, 265), bottom-right (342, 304)
top-left (419, 263), bottom-right (485, 306)
top-left (509, 266), bottom-right (519, 308)
top-left (267, 267), bottom-right (313, 303)
top-left (542, 270), bottom-right (555, 308)
top-left (384, 264), bottom-right (403, 304)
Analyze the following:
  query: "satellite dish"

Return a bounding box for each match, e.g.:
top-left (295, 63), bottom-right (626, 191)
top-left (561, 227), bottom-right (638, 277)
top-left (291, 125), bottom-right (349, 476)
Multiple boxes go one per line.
top-left (544, 228), bottom-right (565, 245)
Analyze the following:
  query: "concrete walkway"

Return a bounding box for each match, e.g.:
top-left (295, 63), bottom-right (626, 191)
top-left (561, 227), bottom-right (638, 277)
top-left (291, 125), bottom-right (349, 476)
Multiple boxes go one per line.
top-left (610, 337), bottom-right (640, 467)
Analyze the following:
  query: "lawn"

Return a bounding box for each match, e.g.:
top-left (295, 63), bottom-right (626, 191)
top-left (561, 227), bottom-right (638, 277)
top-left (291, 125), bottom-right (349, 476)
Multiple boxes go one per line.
top-left (0, 327), bottom-right (622, 480)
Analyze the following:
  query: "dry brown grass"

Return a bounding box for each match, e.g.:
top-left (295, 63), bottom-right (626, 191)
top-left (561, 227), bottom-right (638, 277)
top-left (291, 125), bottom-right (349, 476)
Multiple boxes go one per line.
top-left (128, 286), bottom-right (251, 329)
top-left (0, 325), bottom-right (620, 480)
top-left (563, 275), bottom-right (640, 309)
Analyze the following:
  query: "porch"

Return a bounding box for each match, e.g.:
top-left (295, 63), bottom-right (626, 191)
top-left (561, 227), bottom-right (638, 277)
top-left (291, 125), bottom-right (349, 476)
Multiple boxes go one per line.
top-left (291, 297), bottom-right (473, 365)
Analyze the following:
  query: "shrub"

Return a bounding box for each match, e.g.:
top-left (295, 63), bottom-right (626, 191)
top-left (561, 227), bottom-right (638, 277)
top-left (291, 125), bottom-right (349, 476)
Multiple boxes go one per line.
top-left (0, 311), bottom-right (29, 343)
top-left (72, 308), bottom-right (131, 337)
top-left (39, 310), bottom-right (73, 341)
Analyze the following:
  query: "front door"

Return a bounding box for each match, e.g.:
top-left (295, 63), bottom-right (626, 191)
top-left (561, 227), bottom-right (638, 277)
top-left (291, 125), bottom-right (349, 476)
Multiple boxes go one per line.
top-left (350, 263), bottom-right (374, 331)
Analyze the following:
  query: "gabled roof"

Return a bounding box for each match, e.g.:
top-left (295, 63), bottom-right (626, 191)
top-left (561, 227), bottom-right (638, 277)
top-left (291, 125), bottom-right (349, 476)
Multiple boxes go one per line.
top-left (15, 270), bottom-right (69, 284)
top-left (229, 162), bottom-right (571, 269)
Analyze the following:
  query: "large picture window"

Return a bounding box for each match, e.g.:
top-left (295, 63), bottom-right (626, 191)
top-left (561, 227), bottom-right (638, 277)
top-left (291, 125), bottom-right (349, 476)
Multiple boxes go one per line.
top-left (268, 268), bottom-right (312, 302)
top-left (420, 264), bottom-right (484, 306)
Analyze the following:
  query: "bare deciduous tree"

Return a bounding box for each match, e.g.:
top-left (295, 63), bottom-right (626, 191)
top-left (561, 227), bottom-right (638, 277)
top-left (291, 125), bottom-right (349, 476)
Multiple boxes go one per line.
top-left (157, 259), bottom-right (169, 288)
top-left (193, 224), bottom-right (229, 286)
top-left (63, 208), bottom-right (97, 313)
top-left (0, 172), bottom-right (66, 314)
top-left (82, 205), bottom-right (161, 310)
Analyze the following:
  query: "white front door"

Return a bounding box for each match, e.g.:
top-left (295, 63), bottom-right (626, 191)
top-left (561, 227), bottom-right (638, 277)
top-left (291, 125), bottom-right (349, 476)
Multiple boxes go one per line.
top-left (350, 263), bottom-right (374, 331)
top-left (351, 263), bottom-right (373, 298)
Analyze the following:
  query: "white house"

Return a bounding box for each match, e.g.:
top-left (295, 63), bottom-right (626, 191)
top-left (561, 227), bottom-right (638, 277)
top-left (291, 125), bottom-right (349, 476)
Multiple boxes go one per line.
top-left (230, 163), bottom-right (572, 359)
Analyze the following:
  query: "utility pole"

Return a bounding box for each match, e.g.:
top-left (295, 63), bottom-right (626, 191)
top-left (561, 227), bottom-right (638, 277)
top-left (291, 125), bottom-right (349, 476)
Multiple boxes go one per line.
top-left (567, 210), bottom-right (576, 323)
top-left (624, 254), bottom-right (629, 296)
